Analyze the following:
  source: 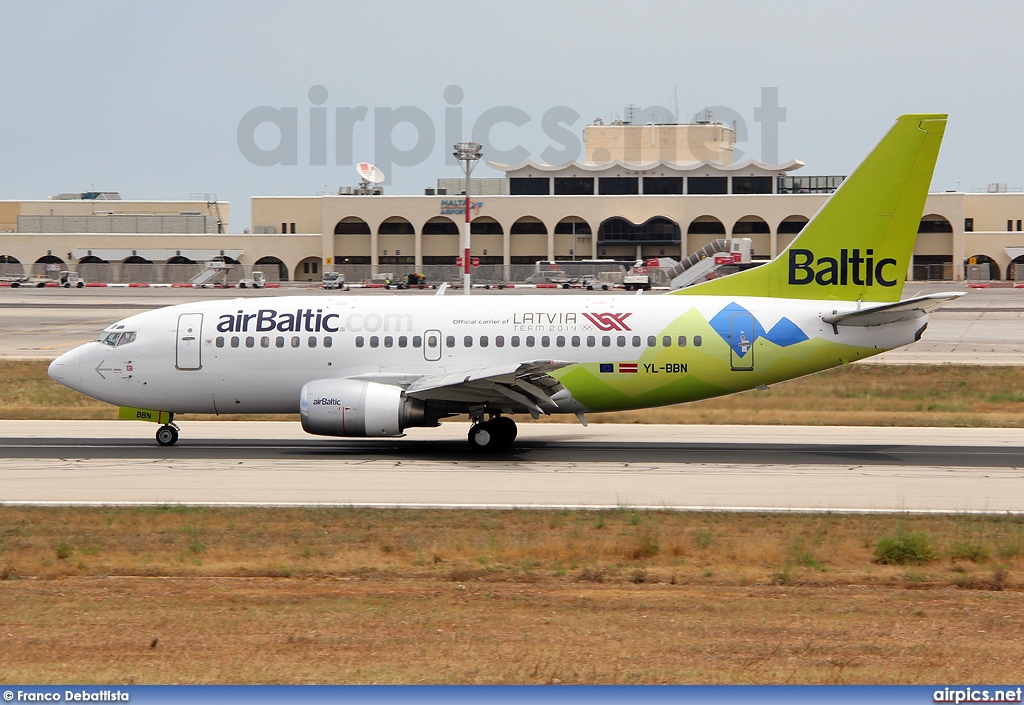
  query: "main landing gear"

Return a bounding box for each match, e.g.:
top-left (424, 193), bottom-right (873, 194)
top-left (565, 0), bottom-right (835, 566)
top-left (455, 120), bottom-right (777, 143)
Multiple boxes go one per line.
top-left (468, 416), bottom-right (517, 451)
top-left (156, 421), bottom-right (180, 446)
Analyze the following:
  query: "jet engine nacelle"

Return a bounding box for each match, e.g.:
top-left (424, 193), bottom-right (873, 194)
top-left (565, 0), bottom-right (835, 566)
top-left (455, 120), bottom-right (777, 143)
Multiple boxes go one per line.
top-left (300, 378), bottom-right (427, 437)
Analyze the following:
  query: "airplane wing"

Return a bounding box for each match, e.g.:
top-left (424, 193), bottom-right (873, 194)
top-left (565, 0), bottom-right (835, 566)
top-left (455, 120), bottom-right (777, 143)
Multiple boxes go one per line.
top-left (822, 292), bottom-right (965, 327)
top-left (403, 360), bottom-right (576, 417)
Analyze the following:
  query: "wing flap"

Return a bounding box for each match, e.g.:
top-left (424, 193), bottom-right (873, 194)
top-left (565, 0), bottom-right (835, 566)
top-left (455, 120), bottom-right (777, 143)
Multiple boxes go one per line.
top-left (404, 359), bottom-right (576, 413)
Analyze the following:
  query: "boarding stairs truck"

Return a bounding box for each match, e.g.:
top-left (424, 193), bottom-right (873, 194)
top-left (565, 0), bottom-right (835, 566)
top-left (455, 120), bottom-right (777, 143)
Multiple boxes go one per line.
top-left (190, 258), bottom-right (232, 288)
top-left (662, 238), bottom-right (754, 290)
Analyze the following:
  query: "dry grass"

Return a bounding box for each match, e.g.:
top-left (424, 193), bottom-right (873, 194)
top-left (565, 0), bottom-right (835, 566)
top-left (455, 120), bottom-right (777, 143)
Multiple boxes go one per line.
top-left (8, 359), bottom-right (1024, 426)
top-left (2, 507), bottom-right (1024, 684)
top-left (3, 506), bottom-right (1022, 587)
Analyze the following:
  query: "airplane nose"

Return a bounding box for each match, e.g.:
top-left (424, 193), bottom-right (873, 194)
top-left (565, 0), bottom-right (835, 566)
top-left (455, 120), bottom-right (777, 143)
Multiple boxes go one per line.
top-left (48, 347), bottom-right (83, 393)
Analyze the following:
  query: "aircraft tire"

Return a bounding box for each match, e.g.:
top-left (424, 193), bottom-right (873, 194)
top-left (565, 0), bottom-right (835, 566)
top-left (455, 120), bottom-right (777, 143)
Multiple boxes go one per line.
top-left (156, 425), bottom-right (179, 446)
top-left (493, 416), bottom-right (517, 445)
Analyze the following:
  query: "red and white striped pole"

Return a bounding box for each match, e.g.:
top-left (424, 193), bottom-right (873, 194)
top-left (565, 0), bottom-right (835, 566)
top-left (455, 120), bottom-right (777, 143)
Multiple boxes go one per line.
top-left (453, 142), bottom-right (482, 296)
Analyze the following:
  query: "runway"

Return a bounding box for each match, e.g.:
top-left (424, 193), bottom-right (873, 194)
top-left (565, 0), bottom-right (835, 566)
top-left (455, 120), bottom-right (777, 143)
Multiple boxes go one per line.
top-left (2, 421), bottom-right (1022, 513)
top-left (4, 282), bottom-right (1024, 363)
top-left (3, 286), bottom-right (1024, 513)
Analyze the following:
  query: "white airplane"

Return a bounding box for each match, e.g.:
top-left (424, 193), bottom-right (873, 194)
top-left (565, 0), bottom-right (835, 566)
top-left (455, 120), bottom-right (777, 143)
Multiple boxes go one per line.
top-left (49, 114), bottom-right (960, 449)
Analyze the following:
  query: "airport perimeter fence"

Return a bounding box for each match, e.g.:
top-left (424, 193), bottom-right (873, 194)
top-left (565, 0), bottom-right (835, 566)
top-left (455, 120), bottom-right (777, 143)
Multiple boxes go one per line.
top-left (1, 261), bottom-right (632, 287)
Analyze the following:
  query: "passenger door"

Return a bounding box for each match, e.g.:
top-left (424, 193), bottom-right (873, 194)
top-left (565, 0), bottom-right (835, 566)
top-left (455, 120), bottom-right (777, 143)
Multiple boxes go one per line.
top-left (176, 313), bottom-right (203, 370)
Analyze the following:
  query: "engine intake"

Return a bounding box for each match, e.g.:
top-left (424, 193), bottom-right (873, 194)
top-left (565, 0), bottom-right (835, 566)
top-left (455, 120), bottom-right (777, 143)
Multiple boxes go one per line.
top-left (300, 379), bottom-right (428, 437)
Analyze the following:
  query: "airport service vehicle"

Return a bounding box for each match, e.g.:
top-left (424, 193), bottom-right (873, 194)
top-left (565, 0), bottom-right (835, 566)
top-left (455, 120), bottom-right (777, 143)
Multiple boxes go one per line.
top-left (2, 274), bottom-right (48, 288)
top-left (49, 115), bottom-right (960, 449)
top-left (59, 271), bottom-right (86, 288)
top-left (622, 264), bottom-right (654, 291)
top-left (237, 271), bottom-right (265, 289)
top-left (322, 271), bottom-right (344, 290)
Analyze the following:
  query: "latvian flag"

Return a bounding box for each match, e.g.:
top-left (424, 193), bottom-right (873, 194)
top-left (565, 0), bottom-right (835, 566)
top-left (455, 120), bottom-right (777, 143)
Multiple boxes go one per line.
top-left (618, 363), bottom-right (638, 374)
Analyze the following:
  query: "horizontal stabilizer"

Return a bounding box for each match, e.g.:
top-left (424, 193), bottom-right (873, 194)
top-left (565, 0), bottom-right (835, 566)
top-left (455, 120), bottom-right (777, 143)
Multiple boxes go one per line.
top-left (822, 292), bottom-right (964, 327)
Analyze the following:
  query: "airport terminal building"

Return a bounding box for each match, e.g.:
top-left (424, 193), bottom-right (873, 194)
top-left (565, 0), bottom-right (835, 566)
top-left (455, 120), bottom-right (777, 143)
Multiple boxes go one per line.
top-left (2, 123), bottom-right (1024, 284)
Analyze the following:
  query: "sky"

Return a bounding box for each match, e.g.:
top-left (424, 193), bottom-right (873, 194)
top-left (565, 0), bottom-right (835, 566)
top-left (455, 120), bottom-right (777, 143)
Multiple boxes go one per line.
top-left (2, 0), bottom-right (1022, 232)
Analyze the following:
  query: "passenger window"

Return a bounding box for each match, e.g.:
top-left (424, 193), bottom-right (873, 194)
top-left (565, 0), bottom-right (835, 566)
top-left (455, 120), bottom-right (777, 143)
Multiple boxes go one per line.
top-left (355, 336), bottom-right (364, 348)
top-left (446, 336), bottom-right (455, 348)
top-left (632, 336), bottom-right (641, 347)
top-left (230, 337), bottom-right (240, 348)
top-left (495, 336), bottom-right (505, 348)
top-left (398, 336), bottom-right (408, 348)
top-left (480, 336), bottom-right (489, 348)
top-left (413, 336), bottom-right (423, 348)
top-left (602, 336), bottom-right (611, 347)
top-left (511, 336), bottom-right (520, 347)
top-left (308, 336), bottom-right (317, 348)
top-left (216, 337), bottom-right (225, 348)
top-left (647, 336), bottom-right (657, 347)
top-left (464, 335), bottom-right (473, 348)
top-left (291, 336), bottom-right (300, 348)
top-left (694, 335), bottom-right (703, 347)
top-left (556, 336), bottom-right (565, 347)
top-left (370, 336), bottom-right (379, 348)
top-left (663, 336), bottom-right (672, 348)
top-left (541, 336), bottom-right (550, 347)
top-left (526, 336), bottom-right (535, 347)
top-left (260, 336), bottom-right (270, 348)
top-left (384, 336), bottom-right (393, 348)
top-left (678, 335), bottom-right (687, 347)
top-left (426, 335), bottom-right (437, 349)
top-left (276, 336), bottom-right (285, 348)
top-left (587, 336), bottom-right (596, 347)
top-left (571, 336), bottom-right (580, 347)
top-left (617, 336), bottom-right (626, 347)
top-left (245, 337), bottom-right (255, 348)
top-left (324, 337), bottom-right (333, 348)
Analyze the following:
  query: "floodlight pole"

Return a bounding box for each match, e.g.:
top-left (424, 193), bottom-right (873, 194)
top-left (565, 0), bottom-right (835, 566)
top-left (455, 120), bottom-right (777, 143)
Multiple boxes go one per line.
top-left (454, 142), bottom-right (483, 295)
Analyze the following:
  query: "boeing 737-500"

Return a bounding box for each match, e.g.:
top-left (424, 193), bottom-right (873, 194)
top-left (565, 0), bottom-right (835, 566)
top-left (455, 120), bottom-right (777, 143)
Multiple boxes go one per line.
top-left (49, 114), bottom-right (960, 449)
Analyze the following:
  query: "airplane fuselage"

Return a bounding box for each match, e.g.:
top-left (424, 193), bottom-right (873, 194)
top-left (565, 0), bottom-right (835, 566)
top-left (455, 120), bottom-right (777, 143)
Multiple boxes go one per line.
top-left (49, 293), bottom-right (925, 417)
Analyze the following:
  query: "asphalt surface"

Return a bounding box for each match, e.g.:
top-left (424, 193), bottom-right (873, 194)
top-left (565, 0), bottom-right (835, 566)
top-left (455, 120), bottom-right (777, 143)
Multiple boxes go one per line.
top-left (1, 422), bottom-right (1022, 512)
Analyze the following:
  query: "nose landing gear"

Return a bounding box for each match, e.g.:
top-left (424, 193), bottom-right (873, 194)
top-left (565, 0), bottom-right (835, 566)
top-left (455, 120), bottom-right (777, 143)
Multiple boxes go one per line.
top-left (156, 422), bottom-right (180, 446)
top-left (468, 415), bottom-right (517, 451)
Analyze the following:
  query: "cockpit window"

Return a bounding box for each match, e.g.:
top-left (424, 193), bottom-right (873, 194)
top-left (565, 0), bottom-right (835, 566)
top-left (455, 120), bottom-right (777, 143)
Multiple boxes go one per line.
top-left (95, 330), bottom-right (137, 346)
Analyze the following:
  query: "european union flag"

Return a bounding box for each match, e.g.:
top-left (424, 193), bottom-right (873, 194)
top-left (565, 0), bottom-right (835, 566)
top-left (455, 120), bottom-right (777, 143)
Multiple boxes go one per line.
top-left (599, 363), bottom-right (613, 373)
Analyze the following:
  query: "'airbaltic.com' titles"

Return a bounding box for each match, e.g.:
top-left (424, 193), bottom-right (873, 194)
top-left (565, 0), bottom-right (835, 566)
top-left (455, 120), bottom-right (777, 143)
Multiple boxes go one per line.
top-left (48, 114), bottom-right (962, 450)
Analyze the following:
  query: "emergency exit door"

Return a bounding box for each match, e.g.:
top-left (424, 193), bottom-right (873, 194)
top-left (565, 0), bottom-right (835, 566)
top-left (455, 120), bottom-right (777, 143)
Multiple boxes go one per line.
top-left (176, 313), bottom-right (203, 370)
top-left (423, 329), bottom-right (442, 362)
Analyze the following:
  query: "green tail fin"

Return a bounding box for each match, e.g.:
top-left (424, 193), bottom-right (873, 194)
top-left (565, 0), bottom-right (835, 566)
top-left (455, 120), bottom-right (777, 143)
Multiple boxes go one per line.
top-left (674, 113), bottom-right (947, 302)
